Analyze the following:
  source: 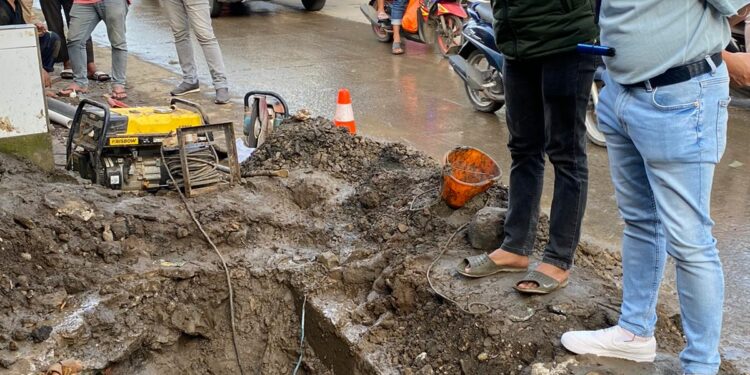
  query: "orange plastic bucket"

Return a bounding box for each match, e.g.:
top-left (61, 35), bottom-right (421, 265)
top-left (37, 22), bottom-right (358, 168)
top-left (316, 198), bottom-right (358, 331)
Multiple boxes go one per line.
top-left (441, 147), bottom-right (502, 209)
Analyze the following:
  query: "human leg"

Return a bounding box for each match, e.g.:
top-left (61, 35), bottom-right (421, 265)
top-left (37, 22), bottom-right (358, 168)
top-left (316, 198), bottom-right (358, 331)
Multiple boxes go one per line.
top-left (67, 3), bottom-right (100, 88)
top-left (101, 0), bottom-right (129, 88)
top-left (40, 0), bottom-right (67, 63)
top-left (183, 0), bottom-right (228, 90)
top-left (625, 65), bottom-right (729, 374)
top-left (537, 51), bottom-right (594, 270)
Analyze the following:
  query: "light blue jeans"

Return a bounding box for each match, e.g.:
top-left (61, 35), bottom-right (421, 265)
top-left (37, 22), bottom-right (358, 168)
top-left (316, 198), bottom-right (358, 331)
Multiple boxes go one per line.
top-left (67, 0), bottom-right (129, 88)
top-left (597, 61), bottom-right (729, 375)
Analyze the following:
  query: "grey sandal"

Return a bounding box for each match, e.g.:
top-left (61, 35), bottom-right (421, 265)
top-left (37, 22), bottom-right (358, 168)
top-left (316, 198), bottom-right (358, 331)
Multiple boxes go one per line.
top-left (514, 270), bottom-right (569, 295)
top-left (392, 42), bottom-right (404, 55)
top-left (457, 253), bottom-right (527, 278)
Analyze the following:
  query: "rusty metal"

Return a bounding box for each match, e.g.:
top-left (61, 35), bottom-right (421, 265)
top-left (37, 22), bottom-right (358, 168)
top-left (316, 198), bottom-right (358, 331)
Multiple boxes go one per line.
top-left (176, 122), bottom-right (240, 197)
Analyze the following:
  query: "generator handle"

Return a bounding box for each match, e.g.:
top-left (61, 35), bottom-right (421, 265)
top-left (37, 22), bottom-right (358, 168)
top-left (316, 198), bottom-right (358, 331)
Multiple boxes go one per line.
top-left (243, 91), bottom-right (289, 116)
top-left (66, 99), bottom-right (110, 170)
top-left (170, 98), bottom-right (210, 124)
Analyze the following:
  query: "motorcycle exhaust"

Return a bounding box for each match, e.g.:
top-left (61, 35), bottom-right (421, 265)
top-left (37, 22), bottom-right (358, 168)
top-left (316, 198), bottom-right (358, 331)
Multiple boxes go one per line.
top-left (360, 4), bottom-right (379, 25)
top-left (448, 55), bottom-right (488, 91)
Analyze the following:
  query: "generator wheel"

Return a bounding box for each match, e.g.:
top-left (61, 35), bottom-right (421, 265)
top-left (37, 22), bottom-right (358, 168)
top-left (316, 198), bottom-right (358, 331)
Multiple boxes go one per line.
top-left (302, 0), bottom-right (325, 11)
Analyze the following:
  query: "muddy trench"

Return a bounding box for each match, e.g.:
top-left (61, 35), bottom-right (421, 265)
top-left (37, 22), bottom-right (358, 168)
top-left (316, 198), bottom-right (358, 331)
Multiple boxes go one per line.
top-left (0, 118), bottom-right (742, 375)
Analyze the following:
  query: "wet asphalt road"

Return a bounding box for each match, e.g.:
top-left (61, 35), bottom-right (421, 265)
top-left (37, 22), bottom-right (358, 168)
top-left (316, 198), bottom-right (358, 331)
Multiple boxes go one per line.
top-left (90, 0), bottom-right (749, 369)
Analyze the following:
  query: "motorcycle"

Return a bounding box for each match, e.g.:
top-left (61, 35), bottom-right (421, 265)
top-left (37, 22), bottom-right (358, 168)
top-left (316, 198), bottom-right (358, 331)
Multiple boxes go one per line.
top-left (447, 1), bottom-right (505, 112)
top-left (585, 59), bottom-right (606, 147)
top-left (360, 0), bottom-right (467, 56)
top-left (448, 1), bottom-right (606, 147)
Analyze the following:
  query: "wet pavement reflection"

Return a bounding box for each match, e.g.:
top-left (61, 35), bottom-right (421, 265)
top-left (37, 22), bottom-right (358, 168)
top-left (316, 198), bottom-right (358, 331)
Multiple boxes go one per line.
top-left (93, 1), bottom-right (749, 370)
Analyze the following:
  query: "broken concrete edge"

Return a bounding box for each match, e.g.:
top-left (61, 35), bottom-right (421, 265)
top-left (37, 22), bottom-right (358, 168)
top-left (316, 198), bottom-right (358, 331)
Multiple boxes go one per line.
top-left (0, 132), bottom-right (54, 172)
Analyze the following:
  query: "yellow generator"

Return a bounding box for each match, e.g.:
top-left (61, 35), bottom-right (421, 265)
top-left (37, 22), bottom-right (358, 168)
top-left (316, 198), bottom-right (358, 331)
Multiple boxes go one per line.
top-left (66, 98), bottom-right (209, 191)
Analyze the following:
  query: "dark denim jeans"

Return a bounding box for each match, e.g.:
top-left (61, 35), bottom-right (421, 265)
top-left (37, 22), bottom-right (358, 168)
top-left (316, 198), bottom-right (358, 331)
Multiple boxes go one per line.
top-left (500, 51), bottom-right (595, 270)
top-left (39, 31), bottom-right (61, 73)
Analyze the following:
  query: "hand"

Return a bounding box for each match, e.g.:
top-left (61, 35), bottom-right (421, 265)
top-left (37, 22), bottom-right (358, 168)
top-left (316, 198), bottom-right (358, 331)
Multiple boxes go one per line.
top-left (41, 70), bottom-right (51, 88)
top-left (34, 23), bottom-right (47, 34)
top-left (722, 50), bottom-right (750, 87)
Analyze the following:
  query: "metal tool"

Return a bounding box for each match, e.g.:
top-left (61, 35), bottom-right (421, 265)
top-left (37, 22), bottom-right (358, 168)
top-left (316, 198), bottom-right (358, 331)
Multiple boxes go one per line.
top-left (243, 91), bottom-right (290, 148)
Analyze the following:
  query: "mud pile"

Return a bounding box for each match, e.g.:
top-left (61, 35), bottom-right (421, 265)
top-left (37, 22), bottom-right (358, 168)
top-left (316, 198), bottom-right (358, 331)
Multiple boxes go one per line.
top-left (0, 118), bottom-right (741, 374)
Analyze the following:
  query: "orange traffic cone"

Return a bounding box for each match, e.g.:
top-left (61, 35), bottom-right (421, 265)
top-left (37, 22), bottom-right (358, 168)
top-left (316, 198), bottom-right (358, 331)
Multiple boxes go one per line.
top-left (333, 88), bottom-right (356, 134)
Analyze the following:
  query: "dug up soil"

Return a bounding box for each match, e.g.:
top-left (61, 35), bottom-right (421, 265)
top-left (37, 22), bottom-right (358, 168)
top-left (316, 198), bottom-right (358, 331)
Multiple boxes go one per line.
top-left (0, 117), bottom-right (742, 374)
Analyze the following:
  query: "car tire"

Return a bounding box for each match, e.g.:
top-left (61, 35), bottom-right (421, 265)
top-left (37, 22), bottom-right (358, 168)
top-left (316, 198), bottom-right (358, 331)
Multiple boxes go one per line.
top-left (210, 0), bottom-right (222, 18)
top-left (302, 0), bottom-right (325, 11)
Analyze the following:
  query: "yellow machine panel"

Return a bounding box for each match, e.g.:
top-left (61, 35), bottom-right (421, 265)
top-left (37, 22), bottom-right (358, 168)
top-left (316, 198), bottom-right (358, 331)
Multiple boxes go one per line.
top-left (112, 107), bottom-right (203, 135)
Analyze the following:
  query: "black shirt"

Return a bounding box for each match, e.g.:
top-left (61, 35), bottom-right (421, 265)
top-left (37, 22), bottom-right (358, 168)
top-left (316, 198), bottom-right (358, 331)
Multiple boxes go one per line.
top-left (0, 0), bottom-right (24, 26)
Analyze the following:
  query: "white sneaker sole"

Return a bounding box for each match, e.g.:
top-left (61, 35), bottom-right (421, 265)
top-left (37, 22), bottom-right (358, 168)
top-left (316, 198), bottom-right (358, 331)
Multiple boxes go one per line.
top-left (561, 334), bottom-right (656, 363)
top-left (171, 88), bottom-right (200, 96)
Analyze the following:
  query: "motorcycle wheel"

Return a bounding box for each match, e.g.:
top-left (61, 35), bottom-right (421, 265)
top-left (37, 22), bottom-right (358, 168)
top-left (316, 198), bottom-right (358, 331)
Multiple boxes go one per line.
top-left (435, 15), bottom-right (463, 56)
top-left (302, 0), bottom-right (326, 11)
top-left (372, 23), bottom-right (393, 43)
top-left (465, 50), bottom-right (504, 113)
top-left (585, 81), bottom-right (606, 147)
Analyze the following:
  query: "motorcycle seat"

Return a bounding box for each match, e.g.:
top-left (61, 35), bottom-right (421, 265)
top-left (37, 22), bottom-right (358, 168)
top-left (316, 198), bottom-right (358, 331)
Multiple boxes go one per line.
top-left (475, 2), bottom-right (494, 24)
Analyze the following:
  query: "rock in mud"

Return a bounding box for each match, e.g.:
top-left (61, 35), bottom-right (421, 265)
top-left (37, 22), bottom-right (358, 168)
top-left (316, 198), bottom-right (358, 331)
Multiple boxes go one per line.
top-left (29, 326), bottom-right (52, 343)
top-left (316, 251), bottom-right (339, 269)
top-left (102, 224), bottom-right (114, 242)
top-left (110, 218), bottom-right (129, 240)
top-left (467, 207), bottom-right (507, 250)
top-left (96, 242), bottom-right (122, 262)
top-left (171, 305), bottom-right (212, 338)
top-left (12, 215), bottom-right (34, 230)
top-left (0, 352), bottom-right (17, 369)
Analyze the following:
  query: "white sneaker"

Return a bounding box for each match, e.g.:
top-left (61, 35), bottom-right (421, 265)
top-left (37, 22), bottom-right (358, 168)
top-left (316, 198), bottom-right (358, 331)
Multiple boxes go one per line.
top-left (561, 326), bottom-right (657, 363)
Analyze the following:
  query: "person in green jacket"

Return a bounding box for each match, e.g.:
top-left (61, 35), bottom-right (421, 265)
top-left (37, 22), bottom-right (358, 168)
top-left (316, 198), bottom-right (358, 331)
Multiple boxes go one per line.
top-left (459, 0), bottom-right (597, 294)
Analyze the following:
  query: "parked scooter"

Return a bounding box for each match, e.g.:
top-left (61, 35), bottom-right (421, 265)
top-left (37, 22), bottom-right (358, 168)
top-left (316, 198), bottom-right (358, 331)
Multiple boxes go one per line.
top-left (447, 1), bottom-right (505, 112)
top-left (448, 1), bottom-right (606, 147)
top-left (360, 0), bottom-right (467, 56)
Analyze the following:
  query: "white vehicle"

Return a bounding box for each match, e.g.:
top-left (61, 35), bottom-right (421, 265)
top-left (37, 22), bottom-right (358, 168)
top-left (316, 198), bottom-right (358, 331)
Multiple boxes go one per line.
top-left (210, 0), bottom-right (326, 17)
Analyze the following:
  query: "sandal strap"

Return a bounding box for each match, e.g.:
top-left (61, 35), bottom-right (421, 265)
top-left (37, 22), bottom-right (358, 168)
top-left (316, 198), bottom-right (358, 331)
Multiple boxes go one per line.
top-left (517, 270), bottom-right (560, 289)
top-left (465, 254), bottom-right (489, 269)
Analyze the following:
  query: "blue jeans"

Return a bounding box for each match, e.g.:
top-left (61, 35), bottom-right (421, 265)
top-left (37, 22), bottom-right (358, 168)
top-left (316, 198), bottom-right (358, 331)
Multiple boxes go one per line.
top-left (67, 0), bottom-right (129, 88)
top-left (597, 61), bottom-right (729, 375)
top-left (501, 52), bottom-right (595, 270)
top-left (389, 0), bottom-right (406, 25)
top-left (39, 31), bottom-right (61, 73)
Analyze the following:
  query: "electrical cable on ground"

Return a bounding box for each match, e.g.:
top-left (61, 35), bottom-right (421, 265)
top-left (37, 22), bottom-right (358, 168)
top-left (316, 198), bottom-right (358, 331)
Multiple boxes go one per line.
top-left (160, 146), bottom-right (246, 375)
top-left (292, 295), bottom-right (307, 375)
top-left (426, 223), bottom-right (491, 315)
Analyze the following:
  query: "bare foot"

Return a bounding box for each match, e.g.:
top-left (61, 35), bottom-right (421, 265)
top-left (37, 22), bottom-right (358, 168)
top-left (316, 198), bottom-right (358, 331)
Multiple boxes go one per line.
top-left (465, 248), bottom-right (529, 273)
top-left (516, 263), bottom-right (569, 290)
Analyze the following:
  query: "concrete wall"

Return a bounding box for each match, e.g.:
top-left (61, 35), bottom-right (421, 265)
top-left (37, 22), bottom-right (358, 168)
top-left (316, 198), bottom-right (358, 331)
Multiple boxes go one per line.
top-left (0, 25), bottom-right (53, 170)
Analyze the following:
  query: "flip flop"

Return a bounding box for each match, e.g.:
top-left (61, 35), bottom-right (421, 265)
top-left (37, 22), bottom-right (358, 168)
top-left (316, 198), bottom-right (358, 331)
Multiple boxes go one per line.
top-left (514, 270), bottom-right (569, 295)
top-left (392, 42), bottom-right (404, 55)
top-left (88, 71), bottom-right (111, 82)
top-left (377, 11), bottom-right (390, 20)
top-left (60, 69), bottom-right (74, 80)
top-left (456, 253), bottom-right (527, 278)
top-left (111, 85), bottom-right (128, 100)
top-left (57, 85), bottom-right (87, 97)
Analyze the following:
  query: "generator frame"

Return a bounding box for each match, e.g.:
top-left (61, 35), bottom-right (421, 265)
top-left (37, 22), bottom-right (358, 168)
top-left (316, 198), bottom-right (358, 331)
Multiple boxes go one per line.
top-left (175, 122), bottom-right (241, 197)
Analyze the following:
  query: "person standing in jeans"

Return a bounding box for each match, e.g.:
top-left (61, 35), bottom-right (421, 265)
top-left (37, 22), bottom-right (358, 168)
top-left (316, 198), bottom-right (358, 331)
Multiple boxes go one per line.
top-left (61, 0), bottom-right (128, 98)
top-left (162, 0), bottom-right (230, 104)
top-left (457, 0), bottom-right (597, 295)
top-left (561, 1), bottom-right (744, 374)
top-left (39, 0), bottom-right (109, 82)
